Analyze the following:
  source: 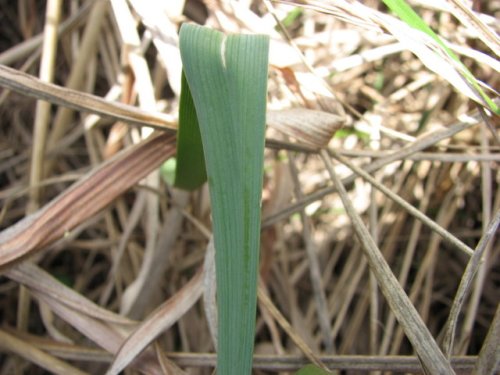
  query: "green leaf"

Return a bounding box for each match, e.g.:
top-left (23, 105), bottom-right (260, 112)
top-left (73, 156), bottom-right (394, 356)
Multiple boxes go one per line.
top-left (173, 71), bottom-right (207, 190)
top-left (179, 24), bottom-right (269, 375)
top-left (160, 157), bottom-right (177, 186)
top-left (382, 0), bottom-right (498, 114)
top-left (280, 7), bottom-right (303, 28)
top-left (295, 364), bottom-right (331, 375)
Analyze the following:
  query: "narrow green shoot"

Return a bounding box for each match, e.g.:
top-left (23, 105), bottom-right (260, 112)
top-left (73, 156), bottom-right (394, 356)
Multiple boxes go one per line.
top-left (295, 365), bottom-right (331, 375)
top-left (173, 71), bottom-right (207, 190)
top-left (179, 23), bottom-right (269, 375)
top-left (382, 0), bottom-right (498, 113)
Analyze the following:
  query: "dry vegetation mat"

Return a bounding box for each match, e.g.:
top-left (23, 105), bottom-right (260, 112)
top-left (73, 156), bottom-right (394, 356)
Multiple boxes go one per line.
top-left (0, 1), bottom-right (499, 374)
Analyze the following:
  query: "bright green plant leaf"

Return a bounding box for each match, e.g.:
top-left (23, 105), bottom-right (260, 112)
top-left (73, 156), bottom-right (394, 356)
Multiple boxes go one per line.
top-left (295, 365), bottom-right (331, 375)
top-left (160, 157), bottom-right (176, 186)
top-left (179, 23), bottom-right (269, 375)
top-left (279, 7), bottom-right (303, 29)
top-left (382, 0), bottom-right (498, 114)
top-left (173, 71), bottom-right (207, 190)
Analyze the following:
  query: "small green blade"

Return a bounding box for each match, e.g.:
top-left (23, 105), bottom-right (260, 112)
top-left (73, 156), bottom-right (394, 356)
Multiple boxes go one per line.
top-left (295, 365), bottom-right (331, 375)
top-left (173, 71), bottom-right (207, 190)
top-left (382, 0), bottom-right (498, 113)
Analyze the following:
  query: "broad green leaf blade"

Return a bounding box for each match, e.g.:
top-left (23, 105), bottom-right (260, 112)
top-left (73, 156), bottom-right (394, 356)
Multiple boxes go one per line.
top-left (173, 71), bottom-right (207, 190)
top-left (295, 364), bottom-right (331, 375)
top-left (179, 24), bottom-right (269, 375)
top-left (382, 0), bottom-right (498, 114)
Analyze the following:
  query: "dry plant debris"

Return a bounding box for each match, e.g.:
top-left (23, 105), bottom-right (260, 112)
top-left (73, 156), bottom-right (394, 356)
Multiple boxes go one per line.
top-left (0, 0), bottom-right (498, 374)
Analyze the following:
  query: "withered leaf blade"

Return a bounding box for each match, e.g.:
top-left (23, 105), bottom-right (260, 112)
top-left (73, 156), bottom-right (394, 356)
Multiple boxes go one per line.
top-left (106, 268), bottom-right (204, 375)
top-left (0, 132), bottom-right (176, 269)
top-left (267, 108), bottom-right (345, 148)
top-left (0, 65), bottom-right (176, 131)
top-left (6, 262), bottom-right (132, 325)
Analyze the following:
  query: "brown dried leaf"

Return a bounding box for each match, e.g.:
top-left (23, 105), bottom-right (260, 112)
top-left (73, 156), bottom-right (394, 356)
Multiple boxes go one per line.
top-left (0, 328), bottom-right (89, 375)
top-left (0, 132), bottom-right (176, 269)
top-left (6, 262), bottom-right (132, 325)
top-left (31, 292), bottom-right (164, 375)
top-left (106, 268), bottom-right (204, 375)
top-left (0, 64), bottom-right (176, 131)
top-left (267, 108), bottom-right (345, 148)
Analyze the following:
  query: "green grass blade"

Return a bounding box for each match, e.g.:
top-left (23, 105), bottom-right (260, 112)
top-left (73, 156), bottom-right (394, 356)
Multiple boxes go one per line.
top-left (382, 0), bottom-right (498, 113)
top-left (179, 23), bottom-right (269, 375)
top-left (295, 365), bottom-right (331, 375)
top-left (173, 71), bottom-right (207, 190)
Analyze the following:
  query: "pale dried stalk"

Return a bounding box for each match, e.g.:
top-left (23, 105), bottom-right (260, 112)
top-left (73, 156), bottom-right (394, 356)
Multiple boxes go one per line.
top-left (329, 150), bottom-right (474, 257)
top-left (0, 329), bottom-right (90, 375)
top-left (45, 0), bottom-right (109, 169)
top-left (30, 291), bottom-right (163, 375)
top-left (16, 0), bottom-right (65, 349)
top-left (320, 150), bottom-right (455, 375)
top-left (287, 151), bottom-right (333, 352)
top-left (28, 0), bottom-right (62, 212)
top-left (109, 0), bottom-right (165, 319)
top-left (124, 191), bottom-right (189, 318)
top-left (456, 124), bottom-right (496, 352)
top-left (1, 327), bottom-right (113, 363)
top-left (329, 246), bottom-right (367, 343)
top-left (0, 64), bottom-right (176, 131)
top-left (99, 192), bottom-right (147, 306)
top-left (446, 0), bottom-right (500, 57)
top-left (389, 167), bottom-right (478, 353)
top-left (106, 267), bottom-right (204, 375)
top-left (442, 209), bottom-right (500, 357)
top-left (473, 305), bottom-right (500, 375)
top-left (379, 164), bottom-right (439, 355)
top-left (165, 352), bottom-right (476, 372)
top-left (7, 262), bottom-right (132, 325)
top-left (336, 149), bottom-right (500, 162)
top-left (263, 114), bottom-right (482, 227)
top-left (154, 342), bottom-right (189, 375)
top-left (368, 126), bottom-right (381, 359)
top-left (5, 264), bottom-right (170, 374)
top-left (257, 281), bottom-right (329, 372)
top-left (0, 0), bottom-right (93, 65)
top-left (203, 237), bottom-right (218, 347)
